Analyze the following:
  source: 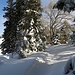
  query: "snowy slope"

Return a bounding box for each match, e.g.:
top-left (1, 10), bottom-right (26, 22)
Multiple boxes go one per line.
top-left (0, 44), bottom-right (75, 75)
top-left (45, 44), bottom-right (75, 75)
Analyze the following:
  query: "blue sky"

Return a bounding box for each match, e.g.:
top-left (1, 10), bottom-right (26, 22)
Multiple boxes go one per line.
top-left (0, 0), bottom-right (7, 36)
top-left (0, 0), bottom-right (50, 36)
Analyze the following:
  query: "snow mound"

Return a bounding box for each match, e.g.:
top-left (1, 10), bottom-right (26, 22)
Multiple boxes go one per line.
top-left (0, 55), bottom-right (9, 64)
top-left (0, 52), bottom-right (52, 75)
top-left (0, 44), bottom-right (75, 75)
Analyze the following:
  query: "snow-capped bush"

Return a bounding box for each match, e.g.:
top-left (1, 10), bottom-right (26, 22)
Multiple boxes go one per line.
top-left (0, 56), bottom-right (9, 64)
top-left (64, 58), bottom-right (73, 74)
top-left (68, 31), bottom-right (75, 45)
top-left (64, 57), bottom-right (75, 75)
top-left (0, 60), bottom-right (3, 64)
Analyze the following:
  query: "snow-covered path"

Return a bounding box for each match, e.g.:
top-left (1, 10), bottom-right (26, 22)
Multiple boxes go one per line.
top-left (25, 44), bottom-right (75, 75)
top-left (0, 44), bottom-right (75, 75)
top-left (45, 45), bottom-right (75, 75)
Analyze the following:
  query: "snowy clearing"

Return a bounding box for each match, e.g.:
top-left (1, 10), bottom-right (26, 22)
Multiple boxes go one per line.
top-left (0, 44), bottom-right (75, 75)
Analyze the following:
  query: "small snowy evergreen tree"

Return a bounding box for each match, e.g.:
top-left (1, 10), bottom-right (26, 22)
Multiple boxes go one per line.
top-left (70, 31), bottom-right (75, 45)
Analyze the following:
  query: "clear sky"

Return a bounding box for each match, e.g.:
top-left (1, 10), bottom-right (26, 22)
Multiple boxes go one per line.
top-left (0, 0), bottom-right (50, 36)
top-left (0, 0), bottom-right (7, 36)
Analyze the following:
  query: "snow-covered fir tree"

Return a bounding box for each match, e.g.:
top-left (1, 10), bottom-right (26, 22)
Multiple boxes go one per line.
top-left (1, 0), bottom-right (16, 54)
top-left (1, 0), bottom-right (25, 55)
top-left (16, 0), bottom-right (46, 58)
top-left (1, 0), bottom-right (46, 58)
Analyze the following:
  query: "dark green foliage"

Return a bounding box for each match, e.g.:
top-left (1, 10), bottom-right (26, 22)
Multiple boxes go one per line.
top-left (53, 0), bottom-right (75, 13)
top-left (1, 0), bottom-right (46, 57)
top-left (1, 0), bottom-right (17, 54)
top-left (16, 0), bottom-right (45, 56)
top-left (1, 0), bottom-right (25, 54)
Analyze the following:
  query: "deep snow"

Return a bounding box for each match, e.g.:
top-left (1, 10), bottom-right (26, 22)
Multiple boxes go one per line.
top-left (0, 44), bottom-right (75, 75)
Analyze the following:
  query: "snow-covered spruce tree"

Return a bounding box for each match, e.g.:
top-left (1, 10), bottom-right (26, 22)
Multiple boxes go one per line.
top-left (1, 0), bottom-right (17, 55)
top-left (16, 0), bottom-right (46, 58)
top-left (15, 0), bottom-right (27, 58)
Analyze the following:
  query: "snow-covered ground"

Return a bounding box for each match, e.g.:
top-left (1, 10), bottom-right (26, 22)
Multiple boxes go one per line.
top-left (0, 44), bottom-right (75, 75)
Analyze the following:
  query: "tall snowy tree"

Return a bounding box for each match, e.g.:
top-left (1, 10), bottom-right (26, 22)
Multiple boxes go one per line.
top-left (1, 0), bottom-right (16, 54)
top-left (16, 0), bottom-right (46, 58)
top-left (1, 0), bottom-right (46, 58)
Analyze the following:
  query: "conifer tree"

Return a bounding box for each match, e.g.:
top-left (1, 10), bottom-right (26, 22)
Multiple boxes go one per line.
top-left (16, 0), bottom-right (46, 57)
top-left (1, 0), bottom-right (16, 54)
top-left (1, 0), bottom-right (46, 57)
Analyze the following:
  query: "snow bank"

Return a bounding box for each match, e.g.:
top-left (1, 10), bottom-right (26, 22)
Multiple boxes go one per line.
top-left (0, 51), bottom-right (52, 75)
top-left (0, 44), bottom-right (75, 75)
top-left (0, 57), bottom-right (37, 75)
top-left (0, 56), bottom-right (9, 64)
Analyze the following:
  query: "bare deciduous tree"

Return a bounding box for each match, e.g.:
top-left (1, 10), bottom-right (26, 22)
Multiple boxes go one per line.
top-left (43, 1), bottom-right (73, 44)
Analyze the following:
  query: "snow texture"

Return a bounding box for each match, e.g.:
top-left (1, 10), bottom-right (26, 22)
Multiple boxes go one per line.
top-left (0, 44), bottom-right (75, 75)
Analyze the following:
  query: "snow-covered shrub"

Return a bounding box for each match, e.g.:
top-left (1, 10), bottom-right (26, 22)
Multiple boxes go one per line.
top-left (64, 58), bottom-right (73, 74)
top-left (64, 57), bottom-right (75, 75)
top-left (0, 59), bottom-right (3, 64)
top-left (0, 56), bottom-right (8, 64)
top-left (70, 31), bottom-right (75, 46)
top-left (18, 50), bottom-right (27, 58)
top-left (50, 33), bottom-right (60, 45)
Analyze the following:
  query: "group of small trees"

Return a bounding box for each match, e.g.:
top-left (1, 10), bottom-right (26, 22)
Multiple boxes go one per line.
top-left (1, 0), bottom-right (46, 58)
top-left (42, 0), bottom-right (73, 45)
top-left (58, 20), bottom-right (72, 44)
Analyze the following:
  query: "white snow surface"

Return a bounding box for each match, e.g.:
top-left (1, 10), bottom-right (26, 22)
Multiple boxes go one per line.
top-left (0, 44), bottom-right (75, 75)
